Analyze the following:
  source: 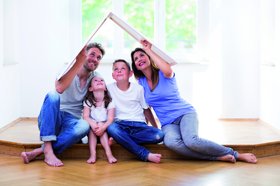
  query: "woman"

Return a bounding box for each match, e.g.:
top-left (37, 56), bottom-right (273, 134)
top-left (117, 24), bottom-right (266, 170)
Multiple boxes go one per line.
top-left (130, 39), bottom-right (257, 163)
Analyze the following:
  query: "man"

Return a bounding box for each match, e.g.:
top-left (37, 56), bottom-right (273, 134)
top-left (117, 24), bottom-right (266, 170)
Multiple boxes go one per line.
top-left (21, 43), bottom-right (105, 167)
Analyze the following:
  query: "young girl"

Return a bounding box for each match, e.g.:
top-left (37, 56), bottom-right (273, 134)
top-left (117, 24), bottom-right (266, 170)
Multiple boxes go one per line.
top-left (131, 39), bottom-right (257, 164)
top-left (83, 75), bottom-right (117, 164)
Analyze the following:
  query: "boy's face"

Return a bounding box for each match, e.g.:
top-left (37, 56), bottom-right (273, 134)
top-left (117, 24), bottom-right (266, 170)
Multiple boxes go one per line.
top-left (112, 61), bottom-right (132, 82)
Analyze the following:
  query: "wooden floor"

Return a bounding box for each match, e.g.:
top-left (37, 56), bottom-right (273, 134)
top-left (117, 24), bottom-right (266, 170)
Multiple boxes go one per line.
top-left (1, 154), bottom-right (280, 186)
top-left (1, 118), bottom-right (280, 185)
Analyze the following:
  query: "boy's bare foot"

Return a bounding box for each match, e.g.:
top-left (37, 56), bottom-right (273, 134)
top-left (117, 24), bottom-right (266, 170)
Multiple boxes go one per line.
top-left (217, 154), bottom-right (236, 163)
top-left (237, 153), bottom-right (257, 164)
top-left (87, 155), bottom-right (97, 164)
top-left (106, 154), bottom-right (117, 164)
top-left (21, 152), bottom-right (37, 164)
top-left (44, 152), bottom-right (63, 167)
top-left (147, 153), bottom-right (162, 163)
top-left (108, 137), bottom-right (115, 146)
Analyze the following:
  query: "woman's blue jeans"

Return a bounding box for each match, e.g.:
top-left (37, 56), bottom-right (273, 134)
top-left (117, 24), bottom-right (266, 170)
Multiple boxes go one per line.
top-left (38, 91), bottom-right (90, 154)
top-left (107, 120), bottom-right (164, 161)
top-left (162, 112), bottom-right (238, 160)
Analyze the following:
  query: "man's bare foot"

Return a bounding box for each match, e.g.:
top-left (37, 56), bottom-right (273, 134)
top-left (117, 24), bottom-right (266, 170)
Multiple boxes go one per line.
top-left (147, 153), bottom-right (162, 163)
top-left (44, 152), bottom-right (63, 167)
top-left (87, 155), bottom-right (97, 164)
top-left (237, 153), bottom-right (257, 164)
top-left (106, 154), bottom-right (117, 164)
top-left (217, 154), bottom-right (236, 163)
top-left (21, 152), bottom-right (37, 164)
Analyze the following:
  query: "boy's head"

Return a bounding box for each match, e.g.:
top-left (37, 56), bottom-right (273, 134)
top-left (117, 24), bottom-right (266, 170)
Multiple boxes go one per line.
top-left (112, 59), bottom-right (133, 82)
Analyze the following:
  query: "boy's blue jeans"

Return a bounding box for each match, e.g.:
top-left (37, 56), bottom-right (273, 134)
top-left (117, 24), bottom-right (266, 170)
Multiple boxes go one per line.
top-left (38, 91), bottom-right (90, 154)
top-left (107, 120), bottom-right (164, 161)
top-left (162, 112), bottom-right (238, 160)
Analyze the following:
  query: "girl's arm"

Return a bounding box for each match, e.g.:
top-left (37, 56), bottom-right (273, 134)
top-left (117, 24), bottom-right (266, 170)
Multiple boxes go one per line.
top-left (95, 108), bottom-right (115, 136)
top-left (144, 108), bottom-right (159, 128)
top-left (82, 106), bottom-right (98, 132)
top-left (141, 40), bottom-right (173, 78)
top-left (55, 47), bottom-right (87, 93)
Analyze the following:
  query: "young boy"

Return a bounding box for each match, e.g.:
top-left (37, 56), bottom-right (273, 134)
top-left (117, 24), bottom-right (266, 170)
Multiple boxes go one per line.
top-left (107, 59), bottom-right (164, 163)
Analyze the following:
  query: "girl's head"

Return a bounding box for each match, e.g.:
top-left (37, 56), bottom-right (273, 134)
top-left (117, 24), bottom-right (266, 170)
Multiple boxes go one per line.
top-left (89, 75), bottom-right (106, 92)
top-left (130, 48), bottom-right (159, 79)
top-left (84, 75), bottom-right (112, 108)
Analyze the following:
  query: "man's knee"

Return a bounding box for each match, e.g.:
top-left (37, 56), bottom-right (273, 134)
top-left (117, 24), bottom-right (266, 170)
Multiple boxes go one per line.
top-left (76, 119), bottom-right (90, 136)
top-left (45, 90), bottom-right (60, 104)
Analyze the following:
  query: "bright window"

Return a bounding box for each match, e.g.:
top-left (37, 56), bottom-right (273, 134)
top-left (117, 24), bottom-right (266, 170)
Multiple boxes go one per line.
top-left (82, 0), bottom-right (208, 63)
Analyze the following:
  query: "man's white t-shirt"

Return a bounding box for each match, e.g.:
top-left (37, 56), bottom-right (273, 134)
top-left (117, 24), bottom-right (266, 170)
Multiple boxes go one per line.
top-left (107, 82), bottom-right (148, 122)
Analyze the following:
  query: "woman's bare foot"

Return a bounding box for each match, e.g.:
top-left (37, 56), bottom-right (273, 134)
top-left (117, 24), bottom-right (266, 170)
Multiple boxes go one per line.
top-left (44, 152), bottom-right (63, 167)
top-left (87, 155), bottom-right (97, 164)
top-left (147, 153), bottom-right (162, 163)
top-left (217, 154), bottom-right (236, 163)
top-left (21, 152), bottom-right (37, 164)
top-left (106, 154), bottom-right (117, 164)
top-left (237, 153), bottom-right (257, 164)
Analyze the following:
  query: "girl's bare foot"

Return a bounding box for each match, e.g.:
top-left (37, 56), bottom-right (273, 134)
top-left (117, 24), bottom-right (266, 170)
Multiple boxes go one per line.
top-left (87, 155), bottom-right (97, 164)
top-left (217, 154), bottom-right (236, 163)
top-left (21, 152), bottom-right (37, 164)
top-left (44, 152), bottom-right (64, 167)
top-left (106, 154), bottom-right (117, 164)
top-left (237, 153), bottom-right (257, 164)
top-left (147, 153), bottom-right (162, 163)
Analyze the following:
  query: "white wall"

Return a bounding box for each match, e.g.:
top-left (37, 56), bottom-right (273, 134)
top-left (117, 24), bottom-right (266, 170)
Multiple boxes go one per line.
top-left (0, 0), bottom-right (21, 128)
top-left (1, 0), bottom-right (280, 129)
top-left (260, 0), bottom-right (280, 129)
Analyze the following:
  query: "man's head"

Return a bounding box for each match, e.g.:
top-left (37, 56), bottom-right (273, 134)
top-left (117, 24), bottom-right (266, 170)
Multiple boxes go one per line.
top-left (84, 42), bottom-right (105, 72)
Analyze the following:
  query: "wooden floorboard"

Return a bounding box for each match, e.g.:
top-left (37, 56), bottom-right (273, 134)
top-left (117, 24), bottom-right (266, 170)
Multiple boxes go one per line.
top-left (1, 118), bottom-right (280, 185)
top-left (1, 154), bottom-right (280, 186)
top-left (1, 118), bottom-right (280, 158)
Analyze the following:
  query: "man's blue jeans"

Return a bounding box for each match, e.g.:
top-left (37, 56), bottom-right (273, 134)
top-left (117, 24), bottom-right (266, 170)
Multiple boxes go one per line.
top-left (162, 112), bottom-right (238, 160)
top-left (107, 120), bottom-right (164, 161)
top-left (38, 91), bottom-right (90, 154)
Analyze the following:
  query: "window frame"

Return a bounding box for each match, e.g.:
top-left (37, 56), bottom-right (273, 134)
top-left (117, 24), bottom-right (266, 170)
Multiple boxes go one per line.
top-left (81, 0), bottom-right (210, 64)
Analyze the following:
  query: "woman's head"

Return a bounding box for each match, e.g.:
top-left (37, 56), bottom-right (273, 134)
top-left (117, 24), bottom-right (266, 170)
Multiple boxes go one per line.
top-left (131, 48), bottom-right (159, 82)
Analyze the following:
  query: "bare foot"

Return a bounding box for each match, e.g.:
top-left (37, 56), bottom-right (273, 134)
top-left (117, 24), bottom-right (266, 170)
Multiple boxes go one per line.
top-left (147, 153), bottom-right (162, 163)
top-left (21, 152), bottom-right (37, 164)
top-left (106, 154), bottom-right (117, 164)
top-left (44, 152), bottom-right (64, 167)
top-left (87, 155), bottom-right (97, 164)
top-left (217, 154), bottom-right (236, 163)
top-left (237, 153), bottom-right (257, 164)
top-left (108, 137), bottom-right (115, 146)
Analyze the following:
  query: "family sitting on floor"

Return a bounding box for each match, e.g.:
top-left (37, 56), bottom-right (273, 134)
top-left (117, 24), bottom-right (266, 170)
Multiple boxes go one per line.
top-left (21, 40), bottom-right (257, 167)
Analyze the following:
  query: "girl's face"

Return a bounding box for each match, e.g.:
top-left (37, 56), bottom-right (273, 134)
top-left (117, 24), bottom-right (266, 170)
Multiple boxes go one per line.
top-left (132, 51), bottom-right (151, 71)
top-left (89, 76), bottom-right (106, 92)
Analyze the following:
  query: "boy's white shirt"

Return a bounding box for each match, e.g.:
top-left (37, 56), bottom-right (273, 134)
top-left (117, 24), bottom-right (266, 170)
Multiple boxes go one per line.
top-left (107, 82), bottom-right (148, 122)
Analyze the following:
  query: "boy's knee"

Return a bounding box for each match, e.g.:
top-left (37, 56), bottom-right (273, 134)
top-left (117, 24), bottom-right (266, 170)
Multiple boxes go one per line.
top-left (155, 131), bottom-right (164, 142)
top-left (107, 123), bottom-right (119, 135)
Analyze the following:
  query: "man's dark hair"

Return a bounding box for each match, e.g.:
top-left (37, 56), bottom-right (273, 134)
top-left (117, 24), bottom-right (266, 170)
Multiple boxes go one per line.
top-left (86, 42), bottom-right (105, 56)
